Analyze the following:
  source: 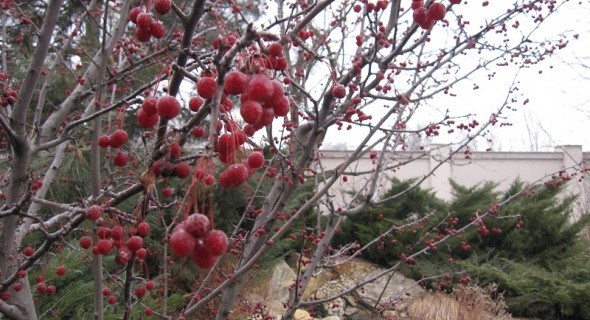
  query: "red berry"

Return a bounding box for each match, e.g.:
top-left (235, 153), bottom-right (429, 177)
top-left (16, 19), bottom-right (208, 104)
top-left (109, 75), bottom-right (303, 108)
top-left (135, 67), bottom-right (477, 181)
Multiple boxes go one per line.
top-left (37, 283), bottom-right (47, 294)
top-left (137, 108), bottom-right (159, 128)
top-left (115, 246), bottom-right (132, 265)
top-left (110, 129), bottom-right (128, 148)
top-left (127, 236), bottom-right (144, 251)
top-left (113, 151), bottom-right (128, 167)
top-left (158, 161), bottom-right (175, 177)
top-left (97, 226), bottom-right (111, 239)
top-left (136, 13), bottom-right (153, 30)
top-left (185, 213), bottom-right (211, 238)
top-left (135, 287), bottom-right (146, 298)
top-left (247, 152), bottom-right (264, 168)
top-left (80, 236), bottom-right (92, 249)
top-left (411, 0), bottom-right (424, 10)
top-left (154, 0), bottom-right (171, 14)
top-left (174, 162), bottom-right (191, 179)
top-left (96, 239), bottom-right (113, 255)
top-left (136, 248), bottom-right (147, 260)
top-left (23, 246), bottom-right (34, 257)
top-left (419, 16), bottom-right (436, 30)
top-left (270, 96), bottom-right (290, 117)
top-left (197, 77), bottom-right (218, 99)
top-left (203, 174), bottom-right (215, 186)
top-left (111, 226), bottom-right (125, 241)
top-left (145, 307), bottom-right (153, 316)
top-left (245, 74), bottom-right (274, 103)
top-left (107, 296), bottom-right (117, 305)
top-left (353, 4), bottom-right (362, 12)
top-left (413, 7), bottom-right (428, 25)
top-left (142, 97), bottom-right (158, 115)
top-left (450, 0), bottom-right (461, 3)
top-left (192, 239), bottom-right (218, 269)
top-left (102, 288), bottom-right (111, 296)
top-left (156, 96), bottom-right (181, 120)
top-left (428, 2), bottom-right (446, 21)
top-left (13, 282), bottom-right (22, 292)
top-left (35, 275), bottom-right (44, 283)
top-left (268, 42), bottom-right (283, 57)
top-left (192, 126), bottom-right (205, 138)
top-left (204, 229), bottom-right (228, 255)
top-left (169, 143), bottom-right (182, 158)
top-left (98, 135), bottom-right (110, 148)
top-left (56, 266), bottom-right (66, 276)
top-left (1, 291), bottom-right (9, 301)
top-left (129, 7), bottom-right (143, 24)
top-left (86, 205), bottom-right (103, 221)
top-left (224, 71), bottom-right (249, 95)
top-left (170, 229), bottom-right (196, 256)
top-left (136, 27), bottom-right (152, 42)
top-left (162, 187), bottom-right (173, 198)
top-left (137, 222), bottom-right (150, 237)
top-left (17, 270), bottom-right (26, 278)
top-left (216, 133), bottom-right (237, 155)
top-left (330, 84), bottom-right (346, 98)
top-left (188, 96), bottom-right (204, 112)
top-left (150, 21), bottom-right (165, 39)
top-left (146, 280), bottom-right (156, 291)
top-left (240, 100), bottom-right (263, 125)
top-left (46, 285), bottom-right (56, 295)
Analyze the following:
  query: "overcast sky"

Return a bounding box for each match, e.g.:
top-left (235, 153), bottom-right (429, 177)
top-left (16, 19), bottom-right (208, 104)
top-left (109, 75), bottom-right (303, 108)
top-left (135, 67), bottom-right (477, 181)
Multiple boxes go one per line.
top-left (319, 0), bottom-right (590, 152)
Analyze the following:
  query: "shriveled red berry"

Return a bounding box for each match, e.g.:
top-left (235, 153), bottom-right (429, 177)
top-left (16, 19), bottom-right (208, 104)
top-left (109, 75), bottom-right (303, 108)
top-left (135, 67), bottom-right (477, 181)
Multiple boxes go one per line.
top-left (157, 96), bottom-right (181, 120)
top-left (197, 77), bottom-right (218, 99)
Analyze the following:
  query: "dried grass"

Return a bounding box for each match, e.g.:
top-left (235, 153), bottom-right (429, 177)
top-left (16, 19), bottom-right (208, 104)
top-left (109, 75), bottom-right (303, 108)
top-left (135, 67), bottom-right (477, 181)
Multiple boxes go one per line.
top-left (406, 283), bottom-right (511, 320)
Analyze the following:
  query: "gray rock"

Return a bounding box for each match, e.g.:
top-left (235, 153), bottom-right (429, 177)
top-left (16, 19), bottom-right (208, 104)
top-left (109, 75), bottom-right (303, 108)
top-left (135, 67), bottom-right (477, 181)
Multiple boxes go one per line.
top-left (353, 270), bottom-right (424, 311)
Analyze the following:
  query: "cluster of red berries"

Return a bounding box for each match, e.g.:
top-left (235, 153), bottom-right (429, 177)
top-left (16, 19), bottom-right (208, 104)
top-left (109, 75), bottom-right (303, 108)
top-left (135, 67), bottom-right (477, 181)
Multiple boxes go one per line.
top-left (35, 275), bottom-right (57, 296)
top-left (98, 129), bottom-right (130, 167)
top-left (412, 1), bottom-right (449, 30)
top-left (1, 88), bottom-right (17, 107)
top-left (129, 0), bottom-right (171, 42)
top-left (169, 213), bottom-right (228, 269)
top-left (151, 143), bottom-right (192, 179)
top-left (217, 151), bottom-right (265, 188)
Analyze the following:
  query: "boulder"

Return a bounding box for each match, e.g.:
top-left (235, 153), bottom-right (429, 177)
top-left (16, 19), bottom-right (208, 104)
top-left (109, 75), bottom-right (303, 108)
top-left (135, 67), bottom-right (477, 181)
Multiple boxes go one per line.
top-left (353, 270), bottom-right (425, 311)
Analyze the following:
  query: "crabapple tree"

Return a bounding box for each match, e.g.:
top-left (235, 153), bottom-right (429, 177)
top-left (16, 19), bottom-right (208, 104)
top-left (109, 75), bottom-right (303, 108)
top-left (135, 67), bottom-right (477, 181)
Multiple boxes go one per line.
top-left (0, 0), bottom-right (576, 319)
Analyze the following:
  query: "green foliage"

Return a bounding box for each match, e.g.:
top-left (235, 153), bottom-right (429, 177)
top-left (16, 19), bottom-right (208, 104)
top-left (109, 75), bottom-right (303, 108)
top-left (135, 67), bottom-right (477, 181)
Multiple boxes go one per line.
top-left (334, 178), bottom-right (590, 319)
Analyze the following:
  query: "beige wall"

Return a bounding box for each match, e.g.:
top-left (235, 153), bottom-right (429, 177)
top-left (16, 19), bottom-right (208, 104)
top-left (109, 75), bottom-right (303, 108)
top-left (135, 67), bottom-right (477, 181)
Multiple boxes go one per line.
top-left (317, 145), bottom-right (588, 221)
